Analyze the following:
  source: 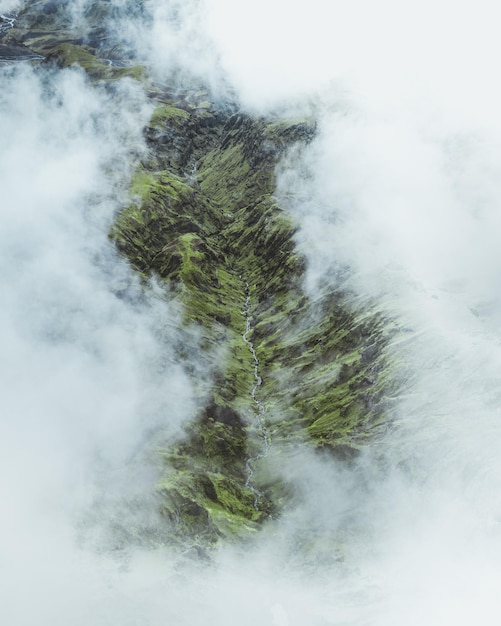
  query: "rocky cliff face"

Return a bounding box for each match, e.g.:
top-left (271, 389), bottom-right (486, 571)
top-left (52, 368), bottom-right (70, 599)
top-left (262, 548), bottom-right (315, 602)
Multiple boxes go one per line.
top-left (2, 0), bottom-right (390, 552)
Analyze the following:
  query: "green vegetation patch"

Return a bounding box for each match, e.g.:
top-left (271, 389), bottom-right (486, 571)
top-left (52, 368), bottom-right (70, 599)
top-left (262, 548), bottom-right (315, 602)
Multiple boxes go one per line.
top-left (43, 43), bottom-right (146, 81)
top-left (149, 103), bottom-right (191, 128)
top-left (111, 105), bottom-right (390, 548)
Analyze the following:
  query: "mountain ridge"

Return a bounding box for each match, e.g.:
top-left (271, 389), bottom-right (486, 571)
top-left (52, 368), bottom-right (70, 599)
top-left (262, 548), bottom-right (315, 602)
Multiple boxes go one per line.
top-left (1, 0), bottom-right (390, 552)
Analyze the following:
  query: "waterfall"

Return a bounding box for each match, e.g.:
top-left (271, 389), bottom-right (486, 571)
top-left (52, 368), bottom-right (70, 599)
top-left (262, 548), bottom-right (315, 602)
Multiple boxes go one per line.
top-left (241, 280), bottom-right (271, 509)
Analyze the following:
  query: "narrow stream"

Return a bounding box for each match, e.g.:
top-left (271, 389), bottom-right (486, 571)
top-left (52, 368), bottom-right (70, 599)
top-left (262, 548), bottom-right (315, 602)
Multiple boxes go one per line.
top-left (0, 14), bottom-right (16, 33)
top-left (0, 14), bottom-right (44, 63)
top-left (241, 281), bottom-right (271, 510)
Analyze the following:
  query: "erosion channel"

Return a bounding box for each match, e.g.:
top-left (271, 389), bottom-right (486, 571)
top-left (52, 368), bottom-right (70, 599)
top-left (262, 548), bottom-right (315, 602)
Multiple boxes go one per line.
top-left (242, 280), bottom-right (271, 510)
top-left (112, 106), bottom-right (390, 549)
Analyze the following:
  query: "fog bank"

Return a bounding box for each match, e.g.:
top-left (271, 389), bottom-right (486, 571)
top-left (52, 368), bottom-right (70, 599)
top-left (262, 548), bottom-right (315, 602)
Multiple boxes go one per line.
top-left (0, 63), bottom-right (201, 623)
top-left (4, 1), bottom-right (501, 624)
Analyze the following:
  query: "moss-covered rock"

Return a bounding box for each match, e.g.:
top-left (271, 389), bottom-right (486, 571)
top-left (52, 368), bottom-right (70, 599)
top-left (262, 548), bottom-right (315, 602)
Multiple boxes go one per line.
top-left (110, 101), bottom-right (389, 548)
top-left (1, 2), bottom-right (147, 81)
top-left (42, 42), bottom-right (146, 81)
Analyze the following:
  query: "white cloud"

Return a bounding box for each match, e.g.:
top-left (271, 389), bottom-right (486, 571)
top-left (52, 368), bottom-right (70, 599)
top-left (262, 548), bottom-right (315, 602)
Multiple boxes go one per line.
top-left (6, 1), bottom-right (501, 622)
top-left (267, 1), bottom-right (501, 620)
top-left (0, 64), bottom-right (202, 623)
top-left (0, 0), bottom-right (22, 13)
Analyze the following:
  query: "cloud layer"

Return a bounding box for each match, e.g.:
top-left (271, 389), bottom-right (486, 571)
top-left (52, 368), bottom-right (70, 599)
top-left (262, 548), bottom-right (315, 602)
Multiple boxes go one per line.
top-left (0, 63), bottom-right (201, 623)
top-left (4, 1), bottom-right (501, 623)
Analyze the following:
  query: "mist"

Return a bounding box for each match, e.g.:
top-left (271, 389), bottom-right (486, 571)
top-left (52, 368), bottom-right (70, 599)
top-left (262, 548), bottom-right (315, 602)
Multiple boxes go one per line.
top-left (265, 0), bottom-right (501, 622)
top-left (199, 0), bottom-right (501, 620)
top-left (4, 0), bottom-right (501, 624)
top-left (0, 62), bottom-right (204, 623)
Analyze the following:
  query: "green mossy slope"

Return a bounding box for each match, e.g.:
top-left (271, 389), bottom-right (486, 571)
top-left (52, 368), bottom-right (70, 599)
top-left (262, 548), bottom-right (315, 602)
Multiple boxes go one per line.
top-left (111, 104), bottom-right (389, 547)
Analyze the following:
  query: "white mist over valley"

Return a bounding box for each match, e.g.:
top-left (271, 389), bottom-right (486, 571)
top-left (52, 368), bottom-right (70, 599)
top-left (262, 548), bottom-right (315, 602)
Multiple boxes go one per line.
top-left (2, 1), bottom-right (501, 624)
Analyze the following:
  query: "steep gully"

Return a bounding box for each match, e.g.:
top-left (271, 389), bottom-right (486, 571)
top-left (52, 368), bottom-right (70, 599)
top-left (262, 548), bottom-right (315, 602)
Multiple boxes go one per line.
top-left (242, 280), bottom-right (271, 510)
top-left (108, 82), bottom-right (385, 543)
